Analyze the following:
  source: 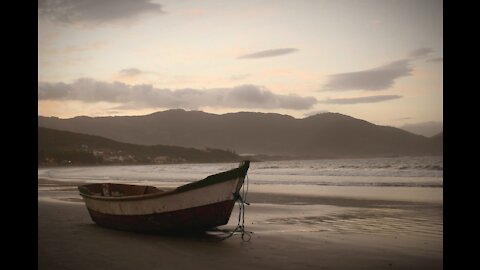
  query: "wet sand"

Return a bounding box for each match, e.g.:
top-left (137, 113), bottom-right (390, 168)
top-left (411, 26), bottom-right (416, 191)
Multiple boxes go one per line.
top-left (38, 179), bottom-right (442, 270)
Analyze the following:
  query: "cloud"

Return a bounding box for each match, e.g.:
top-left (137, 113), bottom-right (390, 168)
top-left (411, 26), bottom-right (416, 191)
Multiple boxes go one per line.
top-left (321, 60), bottom-right (412, 91)
top-left (426, 57), bottom-right (443, 63)
top-left (38, 0), bottom-right (163, 26)
top-left (119, 68), bottom-right (145, 77)
top-left (319, 95), bottom-right (402, 104)
top-left (409, 48), bottom-right (434, 58)
top-left (321, 48), bottom-right (438, 92)
top-left (394, 117), bottom-right (413, 121)
top-left (238, 48), bottom-right (299, 59)
top-left (38, 79), bottom-right (317, 110)
top-left (230, 74), bottom-right (251, 81)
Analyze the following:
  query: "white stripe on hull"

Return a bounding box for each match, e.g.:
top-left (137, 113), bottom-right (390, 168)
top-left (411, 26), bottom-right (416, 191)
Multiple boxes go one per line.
top-left (82, 177), bottom-right (243, 216)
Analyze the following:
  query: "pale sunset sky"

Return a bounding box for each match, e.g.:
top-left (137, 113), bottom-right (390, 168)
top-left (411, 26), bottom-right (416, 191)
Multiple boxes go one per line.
top-left (38, 0), bottom-right (443, 127)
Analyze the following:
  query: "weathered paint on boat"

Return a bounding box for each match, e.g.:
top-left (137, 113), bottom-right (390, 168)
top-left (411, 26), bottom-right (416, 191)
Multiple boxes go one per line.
top-left (78, 161), bottom-right (250, 232)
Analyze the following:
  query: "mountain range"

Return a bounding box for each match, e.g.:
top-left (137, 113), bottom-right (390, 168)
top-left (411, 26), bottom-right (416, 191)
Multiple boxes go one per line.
top-left (38, 109), bottom-right (442, 158)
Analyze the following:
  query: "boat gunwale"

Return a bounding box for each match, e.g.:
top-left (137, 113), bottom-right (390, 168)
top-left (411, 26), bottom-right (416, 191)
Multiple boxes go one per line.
top-left (78, 161), bottom-right (250, 202)
top-left (79, 186), bottom-right (178, 201)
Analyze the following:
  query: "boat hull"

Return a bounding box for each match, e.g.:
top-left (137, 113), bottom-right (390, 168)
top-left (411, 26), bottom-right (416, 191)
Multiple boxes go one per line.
top-left (87, 200), bottom-right (236, 232)
top-left (78, 161), bottom-right (250, 232)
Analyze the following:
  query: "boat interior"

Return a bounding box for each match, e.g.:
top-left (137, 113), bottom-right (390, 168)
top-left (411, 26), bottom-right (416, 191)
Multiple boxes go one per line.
top-left (78, 183), bottom-right (171, 197)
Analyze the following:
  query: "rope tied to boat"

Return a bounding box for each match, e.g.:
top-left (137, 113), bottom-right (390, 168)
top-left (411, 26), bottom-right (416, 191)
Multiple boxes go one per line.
top-left (215, 173), bottom-right (253, 242)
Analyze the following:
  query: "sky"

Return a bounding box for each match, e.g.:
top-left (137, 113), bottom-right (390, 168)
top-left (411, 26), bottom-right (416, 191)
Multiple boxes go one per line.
top-left (38, 0), bottom-right (443, 128)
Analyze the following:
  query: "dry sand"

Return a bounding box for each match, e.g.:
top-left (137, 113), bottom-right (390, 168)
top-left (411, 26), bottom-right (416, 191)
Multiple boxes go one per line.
top-left (38, 179), bottom-right (442, 270)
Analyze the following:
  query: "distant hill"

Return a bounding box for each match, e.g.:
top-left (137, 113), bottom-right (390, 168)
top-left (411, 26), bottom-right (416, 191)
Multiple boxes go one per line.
top-left (38, 109), bottom-right (443, 158)
top-left (431, 132), bottom-right (443, 140)
top-left (399, 121), bottom-right (443, 137)
top-left (38, 127), bottom-right (242, 166)
top-left (430, 132), bottom-right (443, 151)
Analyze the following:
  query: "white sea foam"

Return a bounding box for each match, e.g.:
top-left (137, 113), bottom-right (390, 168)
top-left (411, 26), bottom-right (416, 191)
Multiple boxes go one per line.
top-left (38, 156), bottom-right (443, 188)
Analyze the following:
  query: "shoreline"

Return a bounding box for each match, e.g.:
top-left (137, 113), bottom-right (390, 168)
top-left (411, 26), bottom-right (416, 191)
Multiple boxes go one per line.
top-left (39, 177), bottom-right (443, 204)
top-left (37, 154), bottom-right (444, 169)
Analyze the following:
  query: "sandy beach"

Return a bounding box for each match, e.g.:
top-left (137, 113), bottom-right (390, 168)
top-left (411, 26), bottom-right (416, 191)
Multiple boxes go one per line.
top-left (38, 178), bottom-right (442, 270)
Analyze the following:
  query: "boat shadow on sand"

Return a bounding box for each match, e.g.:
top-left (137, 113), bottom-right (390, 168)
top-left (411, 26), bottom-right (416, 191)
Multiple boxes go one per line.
top-left (79, 222), bottom-right (251, 243)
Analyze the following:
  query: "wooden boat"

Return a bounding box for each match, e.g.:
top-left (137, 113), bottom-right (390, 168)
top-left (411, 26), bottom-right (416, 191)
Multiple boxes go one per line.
top-left (78, 161), bottom-right (250, 233)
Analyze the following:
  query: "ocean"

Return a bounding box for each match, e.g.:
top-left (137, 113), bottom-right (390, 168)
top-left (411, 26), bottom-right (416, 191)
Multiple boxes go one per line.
top-left (38, 156), bottom-right (442, 189)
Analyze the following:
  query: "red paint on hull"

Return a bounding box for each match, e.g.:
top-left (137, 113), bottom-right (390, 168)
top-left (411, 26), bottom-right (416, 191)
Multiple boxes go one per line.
top-left (87, 200), bottom-right (236, 232)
